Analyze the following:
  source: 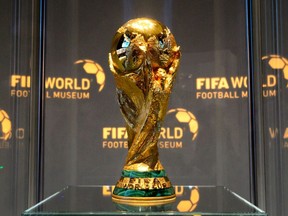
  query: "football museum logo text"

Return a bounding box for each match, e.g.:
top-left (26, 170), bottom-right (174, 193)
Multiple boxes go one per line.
top-left (10, 59), bottom-right (105, 100)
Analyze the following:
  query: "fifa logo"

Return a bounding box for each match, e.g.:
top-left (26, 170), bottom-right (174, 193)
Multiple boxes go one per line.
top-left (102, 108), bottom-right (199, 149)
top-left (269, 127), bottom-right (288, 148)
top-left (10, 59), bottom-right (106, 99)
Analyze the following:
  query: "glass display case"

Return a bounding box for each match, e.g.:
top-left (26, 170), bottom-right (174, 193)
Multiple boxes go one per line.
top-left (22, 186), bottom-right (266, 216)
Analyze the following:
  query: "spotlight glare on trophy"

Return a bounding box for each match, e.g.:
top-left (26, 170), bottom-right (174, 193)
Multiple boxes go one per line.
top-left (108, 17), bottom-right (181, 205)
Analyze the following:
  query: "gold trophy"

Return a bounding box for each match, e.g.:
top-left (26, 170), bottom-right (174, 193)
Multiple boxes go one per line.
top-left (109, 18), bottom-right (181, 205)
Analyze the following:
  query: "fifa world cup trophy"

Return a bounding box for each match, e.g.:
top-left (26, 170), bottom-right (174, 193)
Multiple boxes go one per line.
top-left (109, 18), bottom-right (181, 205)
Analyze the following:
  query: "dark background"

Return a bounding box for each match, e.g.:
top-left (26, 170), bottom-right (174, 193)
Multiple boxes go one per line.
top-left (1, 1), bottom-right (288, 216)
top-left (0, 1), bottom-right (264, 216)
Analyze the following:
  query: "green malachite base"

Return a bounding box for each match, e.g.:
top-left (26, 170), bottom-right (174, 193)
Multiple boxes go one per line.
top-left (113, 186), bottom-right (175, 197)
top-left (121, 170), bottom-right (168, 178)
top-left (112, 170), bottom-right (176, 206)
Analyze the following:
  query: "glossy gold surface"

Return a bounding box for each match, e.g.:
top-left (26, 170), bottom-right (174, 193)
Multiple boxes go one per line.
top-left (109, 18), bottom-right (180, 172)
top-left (112, 194), bottom-right (176, 206)
top-left (115, 177), bottom-right (172, 190)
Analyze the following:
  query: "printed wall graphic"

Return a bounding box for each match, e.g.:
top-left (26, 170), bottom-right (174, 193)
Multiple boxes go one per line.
top-left (10, 59), bottom-right (106, 100)
top-left (167, 108), bottom-right (199, 141)
top-left (195, 74), bottom-right (280, 100)
top-left (284, 128), bottom-right (288, 139)
top-left (0, 109), bottom-right (12, 141)
top-left (269, 127), bottom-right (288, 148)
top-left (261, 53), bottom-right (288, 216)
top-left (102, 108), bottom-right (199, 149)
top-left (74, 59), bottom-right (106, 92)
top-left (263, 54), bottom-right (288, 149)
top-left (195, 75), bottom-right (248, 100)
top-left (10, 75), bottom-right (31, 98)
top-left (263, 55), bottom-right (288, 81)
top-left (192, 54), bottom-right (288, 101)
top-left (0, 107), bottom-right (27, 150)
top-left (177, 186), bottom-right (200, 212)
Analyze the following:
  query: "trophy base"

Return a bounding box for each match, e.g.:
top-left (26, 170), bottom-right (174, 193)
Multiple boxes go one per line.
top-left (112, 170), bottom-right (176, 206)
top-left (114, 201), bottom-right (173, 211)
top-left (112, 193), bottom-right (176, 206)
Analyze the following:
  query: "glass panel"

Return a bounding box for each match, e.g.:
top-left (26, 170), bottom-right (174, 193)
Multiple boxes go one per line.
top-left (257, 0), bottom-right (288, 215)
top-left (23, 186), bottom-right (266, 216)
top-left (0, 0), bottom-right (34, 215)
top-left (43, 0), bottom-right (252, 203)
